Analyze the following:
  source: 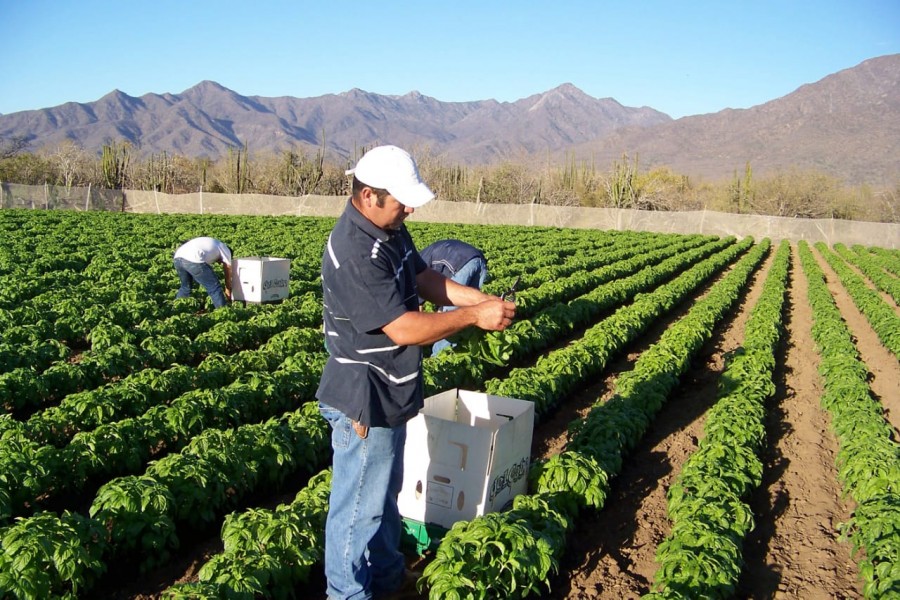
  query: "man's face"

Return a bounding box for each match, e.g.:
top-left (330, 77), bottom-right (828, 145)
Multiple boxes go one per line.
top-left (359, 188), bottom-right (414, 231)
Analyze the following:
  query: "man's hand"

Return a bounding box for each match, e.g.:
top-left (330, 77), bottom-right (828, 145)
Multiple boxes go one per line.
top-left (471, 297), bottom-right (516, 331)
top-left (382, 296), bottom-right (516, 346)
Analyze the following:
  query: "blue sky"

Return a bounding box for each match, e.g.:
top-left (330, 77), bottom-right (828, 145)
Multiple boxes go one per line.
top-left (1, 1), bottom-right (898, 118)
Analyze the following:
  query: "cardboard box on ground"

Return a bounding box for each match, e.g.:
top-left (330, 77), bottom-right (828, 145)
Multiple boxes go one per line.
top-left (232, 257), bottom-right (291, 303)
top-left (398, 389), bottom-right (535, 531)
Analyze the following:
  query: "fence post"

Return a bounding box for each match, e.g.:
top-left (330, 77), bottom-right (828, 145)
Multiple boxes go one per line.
top-left (85, 183), bottom-right (91, 211)
top-left (200, 185), bottom-right (203, 214)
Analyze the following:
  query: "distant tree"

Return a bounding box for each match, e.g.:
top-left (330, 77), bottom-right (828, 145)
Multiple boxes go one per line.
top-left (0, 135), bottom-right (29, 160)
top-left (752, 169), bottom-right (845, 219)
top-left (637, 167), bottom-right (697, 211)
top-left (867, 182), bottom-right (900, 223)
top-left (0, 136), bottom-right (52, 184)
top-left (0, 152), bottom-right (53, 184)
top-left (477, 161), bottom-right (540, 203)
top-left (50, 141), bottom-right (90, 189)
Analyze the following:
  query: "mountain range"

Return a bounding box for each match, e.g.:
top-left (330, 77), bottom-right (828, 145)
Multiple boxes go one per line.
top-left (1, 54), bottom-right (897, 186)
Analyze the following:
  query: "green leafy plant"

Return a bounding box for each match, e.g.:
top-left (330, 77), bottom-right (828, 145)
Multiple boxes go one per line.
top-left (0, 511), bottom-right (106, 599)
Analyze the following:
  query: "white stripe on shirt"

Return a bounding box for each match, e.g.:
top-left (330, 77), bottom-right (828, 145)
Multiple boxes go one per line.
top-left (335, 357), bottom-right (419, 384)
top-left (327, 234), bottom-right (340, 268)
top-left (357, 344), bottom-right (400, 354)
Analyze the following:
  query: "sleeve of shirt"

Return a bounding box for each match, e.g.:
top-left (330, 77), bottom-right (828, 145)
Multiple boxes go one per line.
top-left (409, 233), bottom-right (427, 275)
top-left (413, 249), bottom-right (427, 275)
top-left (215, 241), bottom-right (233, 266)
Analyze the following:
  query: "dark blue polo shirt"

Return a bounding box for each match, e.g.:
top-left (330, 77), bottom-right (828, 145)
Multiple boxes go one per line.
top-left (316, 199), bottom-right (427, 428)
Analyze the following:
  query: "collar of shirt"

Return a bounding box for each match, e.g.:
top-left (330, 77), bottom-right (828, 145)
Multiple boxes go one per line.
top-left (344, 198), bottom-right (405, 243)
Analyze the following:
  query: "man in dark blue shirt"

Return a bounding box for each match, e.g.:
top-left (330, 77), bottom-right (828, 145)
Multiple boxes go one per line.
top-left (316, 145), bottom-right (515, 600)
top-left (419, 239), bottom-right (489, 355)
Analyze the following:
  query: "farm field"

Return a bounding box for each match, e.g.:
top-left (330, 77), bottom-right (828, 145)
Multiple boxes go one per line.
top-left (0, 209), bottom-right (898, 599)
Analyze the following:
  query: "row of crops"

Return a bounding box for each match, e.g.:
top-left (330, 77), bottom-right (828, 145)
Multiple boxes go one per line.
top-left (0, 208), bottom-right (897, 599)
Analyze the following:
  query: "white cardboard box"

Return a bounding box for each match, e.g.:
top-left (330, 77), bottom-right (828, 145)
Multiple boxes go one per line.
top-left (232, 257), bottom-right (291, 303)
top-left (398, 388), bottom-right (534, 530)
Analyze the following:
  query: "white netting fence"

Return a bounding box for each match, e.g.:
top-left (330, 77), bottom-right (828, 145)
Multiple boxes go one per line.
top-left (0, 182), bottom-right (124, 211)
top-left (2, 183), bottom-right (897, 248)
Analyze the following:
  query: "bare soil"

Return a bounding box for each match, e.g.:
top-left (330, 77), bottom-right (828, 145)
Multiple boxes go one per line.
top-left (105, 243), bottom-right (900, 599)
top-left (532, 244), bottom-right (900, 599)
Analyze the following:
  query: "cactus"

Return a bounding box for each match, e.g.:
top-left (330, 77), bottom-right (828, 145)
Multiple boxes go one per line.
top-left (729, 162), bottom-right (754, 213)
top-left (225, 143), bottom-right (250, 194)
top-left (142, 151), bottom-right (172, 192)
top-left (101, 141), bottom-right (130, 189)
top-left (606, 154), bottom-right (639, 208)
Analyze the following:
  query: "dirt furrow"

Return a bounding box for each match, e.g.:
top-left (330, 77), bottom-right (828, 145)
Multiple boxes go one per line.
top-left (544, 248), bottom-right (773, 598)
top-left (739, 245), bottom-right (862, 599)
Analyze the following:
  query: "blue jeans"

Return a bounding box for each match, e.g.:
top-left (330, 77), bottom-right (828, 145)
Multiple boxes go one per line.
top-left (319, 402), bottom-right (407, 600)
top-left (431, 257), bottom-right (489, 356)
top-left (173, 257), bottom-right (227, 308)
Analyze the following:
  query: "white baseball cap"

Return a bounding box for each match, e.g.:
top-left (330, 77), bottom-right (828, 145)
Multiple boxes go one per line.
top-left (346, 145), bottom-right (435, 208)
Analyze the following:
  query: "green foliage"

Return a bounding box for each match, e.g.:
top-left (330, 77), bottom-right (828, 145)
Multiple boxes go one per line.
top-left (0, 152), bottom-right (53, 185)
top-left (798, 241), bottom-right (900, 597)
top-left (425, 236), bottom-right (765, 598)
top-left (814, 242), bottom-right (900, 358)
top-left (0, 511), bottom-right (107, 599)
top-left (422, 510), bottom-right (562, 599)
top-left (89, 475), bottom-right (178, 565)
top-left (0, 211), bottom-right (896, 599)
top-left (529, 451), bottom-right (609, 509)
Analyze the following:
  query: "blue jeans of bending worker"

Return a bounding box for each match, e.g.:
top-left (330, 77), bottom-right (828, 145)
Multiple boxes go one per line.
top-left (431, 257), bottom-right (489, 356)
top-left (173, 257), bottom-right (227, 308)
top-left (319, 402), bottom-right (407, 600)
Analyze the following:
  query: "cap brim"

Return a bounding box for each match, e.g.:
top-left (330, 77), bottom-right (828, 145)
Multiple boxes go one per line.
top-left (391, 182), bottom-right (435, 208)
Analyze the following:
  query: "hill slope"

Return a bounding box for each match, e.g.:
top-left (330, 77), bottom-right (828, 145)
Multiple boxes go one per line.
top-left (0, 54), bottom-right (897, 185)
top-left (568, 54), bottom-right (900, 184)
